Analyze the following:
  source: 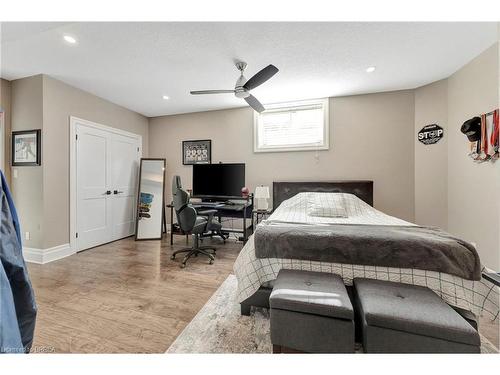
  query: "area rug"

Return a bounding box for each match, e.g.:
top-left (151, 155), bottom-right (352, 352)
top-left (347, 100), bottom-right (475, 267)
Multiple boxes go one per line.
top-left (166, 275), bottom-right (499, 354)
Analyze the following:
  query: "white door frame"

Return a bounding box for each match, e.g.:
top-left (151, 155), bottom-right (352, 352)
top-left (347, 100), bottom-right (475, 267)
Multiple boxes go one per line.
top-left (69, 116), bottom-right (142, 253)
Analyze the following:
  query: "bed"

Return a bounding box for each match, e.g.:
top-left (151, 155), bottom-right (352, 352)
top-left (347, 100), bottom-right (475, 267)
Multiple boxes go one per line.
top-left (233, 181), bottom-right (499, 321)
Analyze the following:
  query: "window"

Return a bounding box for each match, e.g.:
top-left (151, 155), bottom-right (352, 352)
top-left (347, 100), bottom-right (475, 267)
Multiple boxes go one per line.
top-left (254, 98), bottom-right (329, 153)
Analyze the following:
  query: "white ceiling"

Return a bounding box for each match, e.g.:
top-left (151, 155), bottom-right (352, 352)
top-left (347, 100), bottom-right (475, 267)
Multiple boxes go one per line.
top-left (1, 22), bottom-right (497, 117)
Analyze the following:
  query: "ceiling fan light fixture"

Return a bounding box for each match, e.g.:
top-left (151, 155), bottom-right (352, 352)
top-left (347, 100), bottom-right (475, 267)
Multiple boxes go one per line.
top-left (63, 35), bottom-right (77, 44)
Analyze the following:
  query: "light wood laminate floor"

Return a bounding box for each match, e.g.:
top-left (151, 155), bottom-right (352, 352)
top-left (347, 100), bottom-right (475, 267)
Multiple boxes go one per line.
top-left (28, 235), bottom-right (241, 353)
top-left (27, 235), bottom-right (498, 353)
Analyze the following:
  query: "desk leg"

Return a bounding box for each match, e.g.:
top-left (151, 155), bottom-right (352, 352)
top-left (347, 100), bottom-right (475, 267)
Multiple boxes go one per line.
top-left (243, 211), bottom-right (247, 242)
top-left (162, 208), bottom-right (167, 234)
top-left (170, 206), bottom-right (174, 245)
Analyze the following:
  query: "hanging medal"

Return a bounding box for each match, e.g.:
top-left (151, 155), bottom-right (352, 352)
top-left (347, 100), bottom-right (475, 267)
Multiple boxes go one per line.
top-left (490, 109), bottom-right (499, 161)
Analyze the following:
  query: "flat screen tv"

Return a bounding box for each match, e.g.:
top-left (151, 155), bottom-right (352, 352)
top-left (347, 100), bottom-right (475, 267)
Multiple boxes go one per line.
top-left (192, 163), bottom-right (245, 198)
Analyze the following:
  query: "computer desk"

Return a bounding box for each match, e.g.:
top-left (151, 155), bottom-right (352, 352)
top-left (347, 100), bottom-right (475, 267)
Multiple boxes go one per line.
top-left (167, 196), bottom-right (254, 245)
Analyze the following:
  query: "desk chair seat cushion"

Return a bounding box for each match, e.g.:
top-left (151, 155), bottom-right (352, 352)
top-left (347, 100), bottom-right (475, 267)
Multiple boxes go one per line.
top-left (192, 216), bottom-right (209, 234)
top-left (207, 220), bottom-right (222, 232)
top-left (197, 209), bottom-right (222, 233)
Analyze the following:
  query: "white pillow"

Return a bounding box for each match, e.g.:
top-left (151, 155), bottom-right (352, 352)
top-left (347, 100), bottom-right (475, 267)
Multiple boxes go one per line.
top-left (306, 193), bottom-right (348, 218)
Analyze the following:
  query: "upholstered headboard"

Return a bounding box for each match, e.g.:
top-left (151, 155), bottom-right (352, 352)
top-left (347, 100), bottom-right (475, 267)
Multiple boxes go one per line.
top-left (272, 181), bottom-right (374, 211)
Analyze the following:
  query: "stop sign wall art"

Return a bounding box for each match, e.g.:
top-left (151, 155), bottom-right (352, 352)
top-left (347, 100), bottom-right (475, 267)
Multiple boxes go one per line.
top-left (418, 124), bottom-right (444, 145)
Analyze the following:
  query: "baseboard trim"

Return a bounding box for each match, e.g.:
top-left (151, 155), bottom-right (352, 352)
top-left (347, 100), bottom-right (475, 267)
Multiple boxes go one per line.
top-left (22, 247), bottom-right (44, 264)
top-left (23, 243), bottom-right (75, 264)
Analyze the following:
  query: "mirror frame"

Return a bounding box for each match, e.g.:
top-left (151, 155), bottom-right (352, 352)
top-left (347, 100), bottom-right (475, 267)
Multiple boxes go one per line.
top-left (135, 158), bottom-right (166, 241)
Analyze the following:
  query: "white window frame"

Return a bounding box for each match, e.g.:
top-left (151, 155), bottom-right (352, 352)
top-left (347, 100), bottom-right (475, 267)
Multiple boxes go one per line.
top-left (253, 98), bottom-right (330, 153)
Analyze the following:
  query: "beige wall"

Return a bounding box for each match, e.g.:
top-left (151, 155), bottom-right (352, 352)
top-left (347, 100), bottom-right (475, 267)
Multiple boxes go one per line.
top-left (1, 78), bottom-right (12, 182)
top-left (10, 75), bottom-right (44, 248)
top-left (447, 43), bottom-right (499, 270)
top-left (150, 90), bottom-right (416, 223)
top-left (414, 80), bottom-right (448, 229)
top-left (41, 75), bottom-right (149, 248)
top-left (8, 74), bottom-right (149, 249)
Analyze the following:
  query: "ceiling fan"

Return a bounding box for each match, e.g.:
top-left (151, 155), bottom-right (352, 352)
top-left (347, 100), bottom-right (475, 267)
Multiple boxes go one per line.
top-left (190, 62), bottom-right (279, 113)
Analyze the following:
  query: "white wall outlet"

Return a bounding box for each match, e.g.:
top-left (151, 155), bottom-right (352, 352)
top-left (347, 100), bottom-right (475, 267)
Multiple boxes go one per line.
top-left (25, 231), bottom-right (30, 240)
top-left (314, 151), bottom-right (320, 163)
top-left (13, 169), bottom-right (18, 178)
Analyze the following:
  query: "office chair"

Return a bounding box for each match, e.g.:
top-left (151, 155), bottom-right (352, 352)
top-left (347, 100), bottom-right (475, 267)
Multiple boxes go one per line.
top-left (170, 175), bottom-right (222, 268)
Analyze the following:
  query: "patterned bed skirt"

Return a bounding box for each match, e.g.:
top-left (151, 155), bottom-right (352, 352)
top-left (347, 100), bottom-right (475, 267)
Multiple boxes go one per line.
top-left (234, 238), bottom-right (499, 321)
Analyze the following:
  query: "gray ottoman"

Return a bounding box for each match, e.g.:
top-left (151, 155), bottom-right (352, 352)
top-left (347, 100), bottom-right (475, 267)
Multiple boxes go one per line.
top-left (270, 270), bottom-right (355, 353)
top-left (353, 278), bottom-right (481, 353)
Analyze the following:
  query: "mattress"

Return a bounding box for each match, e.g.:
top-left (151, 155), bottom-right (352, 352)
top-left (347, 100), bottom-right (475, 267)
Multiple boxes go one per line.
top-left (234, 192), bottom-right (499, 320)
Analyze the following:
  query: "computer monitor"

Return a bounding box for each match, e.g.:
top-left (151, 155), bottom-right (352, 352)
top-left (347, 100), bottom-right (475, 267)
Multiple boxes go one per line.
top-left (192, 163), bottom-right (245, 199)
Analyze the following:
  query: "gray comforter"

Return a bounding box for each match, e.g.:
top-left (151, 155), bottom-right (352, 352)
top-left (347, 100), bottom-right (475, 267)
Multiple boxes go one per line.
top-left (254, 224), bottom-right (481, 280)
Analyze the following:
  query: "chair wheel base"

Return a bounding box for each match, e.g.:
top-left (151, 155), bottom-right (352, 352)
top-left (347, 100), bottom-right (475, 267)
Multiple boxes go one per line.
top-left (170, 240), bottom-right (217, 269)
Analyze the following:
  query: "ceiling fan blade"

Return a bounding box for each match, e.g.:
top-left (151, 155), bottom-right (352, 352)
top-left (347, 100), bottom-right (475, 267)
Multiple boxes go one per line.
top-left (190, 90), bottom-right (235, 95)
top-left (243, 64), bottom-right (279, 91)
top-left (244, 94), bottom-right (265, 113)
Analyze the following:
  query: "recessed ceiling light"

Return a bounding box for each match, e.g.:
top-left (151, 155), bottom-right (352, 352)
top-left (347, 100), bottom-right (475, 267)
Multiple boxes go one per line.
top-left (366, 66), bottom-right (376, 73)
top-left (63, 35), bottom-right (77, 44)
top-left (162, 95), bottom-right (170, 100)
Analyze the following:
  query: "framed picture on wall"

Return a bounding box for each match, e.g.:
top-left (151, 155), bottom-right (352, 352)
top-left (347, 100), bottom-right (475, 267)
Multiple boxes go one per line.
top-left (182, 139), bottom-right (211, 165)
top-left (12, 129), bottom-right (41, 166)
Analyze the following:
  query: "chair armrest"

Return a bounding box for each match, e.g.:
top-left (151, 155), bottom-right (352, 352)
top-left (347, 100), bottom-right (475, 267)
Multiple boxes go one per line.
top-left (197, 209), bottom-right (217, 221)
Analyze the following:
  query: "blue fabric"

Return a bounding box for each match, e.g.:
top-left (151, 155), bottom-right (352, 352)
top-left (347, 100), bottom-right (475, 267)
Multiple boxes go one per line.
top-left (2, 171), bottom-right (21, 245)
top-left (0, 170), bottom-right (37, 353)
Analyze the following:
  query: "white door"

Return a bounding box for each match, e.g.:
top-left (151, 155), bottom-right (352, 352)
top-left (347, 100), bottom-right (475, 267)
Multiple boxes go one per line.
top-left (109, 133), bottom-right (140, 240)
top-left (76, 124), bottom-right (112, 250)
top-left (75, 121), bottom-right (140, 251)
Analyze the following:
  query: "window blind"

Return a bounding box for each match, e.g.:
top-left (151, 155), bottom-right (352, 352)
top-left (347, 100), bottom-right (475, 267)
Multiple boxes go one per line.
top-left (255, 99), bottom-right (328, 152)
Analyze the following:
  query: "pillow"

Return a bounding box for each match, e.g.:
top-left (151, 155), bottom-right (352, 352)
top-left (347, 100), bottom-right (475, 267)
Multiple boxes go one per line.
top-left (306, 193), bottom-right (348, 218)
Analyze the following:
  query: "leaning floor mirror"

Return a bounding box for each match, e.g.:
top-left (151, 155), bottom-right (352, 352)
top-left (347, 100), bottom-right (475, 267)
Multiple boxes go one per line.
top-left (135, 158), bottom-right (166, 240)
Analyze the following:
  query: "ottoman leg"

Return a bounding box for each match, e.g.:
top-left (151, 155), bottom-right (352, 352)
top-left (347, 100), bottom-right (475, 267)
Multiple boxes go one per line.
top-left (240, 303), bottom-right (251, 316)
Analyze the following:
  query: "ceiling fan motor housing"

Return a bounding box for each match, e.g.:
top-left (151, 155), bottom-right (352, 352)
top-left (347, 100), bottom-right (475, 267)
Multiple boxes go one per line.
top-left (235, 64), bottom-right (250, 98)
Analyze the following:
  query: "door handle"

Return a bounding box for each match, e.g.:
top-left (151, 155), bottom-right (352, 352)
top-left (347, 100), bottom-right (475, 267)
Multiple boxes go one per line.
top-left (114, 190), bottom-right (124, 195)
top-left (105, 190), bottom-right (112, 195)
